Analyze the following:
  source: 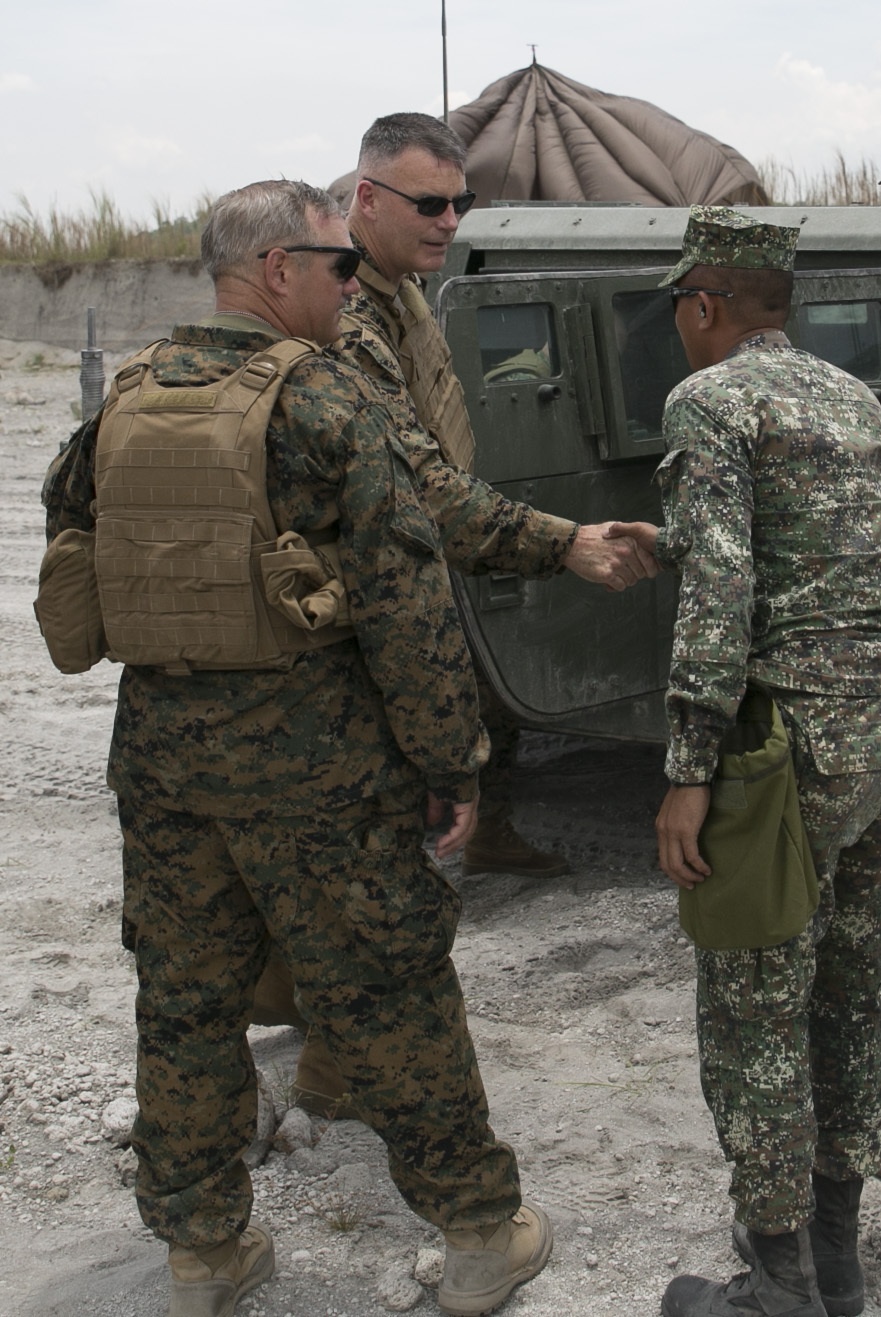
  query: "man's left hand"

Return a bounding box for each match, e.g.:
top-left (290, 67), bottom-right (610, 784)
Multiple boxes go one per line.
top-left (564, 522), bottom-right (660, 591)
top-left (655, 784), bottom-right (712, 889)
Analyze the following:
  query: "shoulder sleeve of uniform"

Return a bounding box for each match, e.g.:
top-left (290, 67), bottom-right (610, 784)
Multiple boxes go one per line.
top-left (340, 287), bottom-right (400, 353)
top-left (43, 409), bottom-right (102, 541)
top-left (332, 403), bottom-right (483, 799)
top-left (336, 313), bottom-right (411, 391)
top-left (282, 352), bottom-right (394, 427)
top-left (656, 381), bottom-right (756, 782)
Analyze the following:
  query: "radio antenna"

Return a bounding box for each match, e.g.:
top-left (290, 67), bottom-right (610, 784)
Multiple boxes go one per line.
top-left (442, 0), bottom-right (449, 122)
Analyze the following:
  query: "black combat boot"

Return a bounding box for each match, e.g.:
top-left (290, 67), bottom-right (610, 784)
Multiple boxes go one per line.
top-left (810, 1172), bottom-right (864, 1317)
top-left (733, 1173), bottom-right (864, 1317)
top-left (662, 1226), bottom-right (826, 1316)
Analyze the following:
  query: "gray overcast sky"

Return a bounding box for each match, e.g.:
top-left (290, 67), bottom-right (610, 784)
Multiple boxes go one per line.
top-left (2, 0), bottom-right (880, 221)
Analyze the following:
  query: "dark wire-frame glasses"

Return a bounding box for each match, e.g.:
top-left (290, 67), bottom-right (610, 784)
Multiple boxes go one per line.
top-left (364, 177), bottom-right (477, 218)
top-left (256, 245), bottom-right (361, 281)
top-left (669, 287), bottom-right (734, 313)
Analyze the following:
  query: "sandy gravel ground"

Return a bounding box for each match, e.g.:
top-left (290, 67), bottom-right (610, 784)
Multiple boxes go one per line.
top-left (2, 341), bottom-right (881, 1317)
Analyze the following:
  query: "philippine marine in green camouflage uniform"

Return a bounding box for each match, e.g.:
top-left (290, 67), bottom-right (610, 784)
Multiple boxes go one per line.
top-left (40, 180), bottom-right (553, 1317)
top-left (629, 207), bottom-right (881, 1317)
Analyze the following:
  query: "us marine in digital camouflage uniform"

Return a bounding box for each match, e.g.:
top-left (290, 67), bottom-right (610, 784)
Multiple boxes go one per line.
top-left (617, 207), bottom-right (881, 1317)
top-left (341, 111), bottom-right (659, 879)
top-left (250, 111), bottom-right (659, 1114)
top-left (41, 179), bottom-right (554, 1317)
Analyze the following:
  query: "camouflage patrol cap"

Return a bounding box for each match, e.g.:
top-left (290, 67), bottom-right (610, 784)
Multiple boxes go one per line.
top-left (659, 205), bottom-right (801, 287)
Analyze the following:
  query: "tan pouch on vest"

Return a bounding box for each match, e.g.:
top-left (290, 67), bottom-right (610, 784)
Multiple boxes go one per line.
top-left (260, 533), bottom-right (351, 635)
top-left (34, 527), bottom-right (108, 673)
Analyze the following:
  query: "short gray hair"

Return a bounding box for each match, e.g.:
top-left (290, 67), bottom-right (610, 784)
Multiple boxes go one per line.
top-left (357, 113), bottom-right (467, 177)
top-left (201, 179), bottom-right (343, 281)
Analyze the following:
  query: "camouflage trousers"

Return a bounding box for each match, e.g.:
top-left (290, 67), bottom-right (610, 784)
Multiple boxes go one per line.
top-left (117, 788), bottom-right (521, 1249)
top-left (696, 704), bottom-right (881, 1233)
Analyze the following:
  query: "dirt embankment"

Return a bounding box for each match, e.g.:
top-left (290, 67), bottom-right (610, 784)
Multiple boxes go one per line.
top-left (0, 261), bottom-right (211, 352)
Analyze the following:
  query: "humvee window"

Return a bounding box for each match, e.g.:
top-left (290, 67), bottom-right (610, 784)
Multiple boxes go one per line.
top-left (477, 303), bottom-right (559, 382)
top-left (797, 301), bottom-right (881, 384)
top-left (612, 289), bottom-right (690, 441)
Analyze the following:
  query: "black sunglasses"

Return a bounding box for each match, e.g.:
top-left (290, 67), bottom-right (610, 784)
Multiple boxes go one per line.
top-left (669, 287), bottom-right (734, 311)
top-left (364, 177), bottom-right (477, 218)
top-left (256, 245), bottom-right (361, 281)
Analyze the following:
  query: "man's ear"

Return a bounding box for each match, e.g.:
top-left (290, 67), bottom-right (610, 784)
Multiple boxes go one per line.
top-left (697, 291), bottom-right (717, 326)
top-left (261, 247), bottom-right (290, 295)
top-left (354, 178), bottom-right (378, 219)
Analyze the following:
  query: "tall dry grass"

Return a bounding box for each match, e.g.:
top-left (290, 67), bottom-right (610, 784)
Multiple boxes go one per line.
top-left (0, 189), bottom-right (211, 264)
top-left (757, 152), bottom-right (880, 206)
top-left (1, 156), bottom-right (878, 265)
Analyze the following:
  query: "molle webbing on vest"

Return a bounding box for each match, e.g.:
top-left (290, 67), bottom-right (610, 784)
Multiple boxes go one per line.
top-left (94, 339), bottom-right (354, 672)
top-left (356, 263), bottom-right (476, 473)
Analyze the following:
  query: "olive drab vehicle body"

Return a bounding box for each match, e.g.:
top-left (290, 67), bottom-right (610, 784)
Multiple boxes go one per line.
top-left (429, 204), bottom-right (881, 742)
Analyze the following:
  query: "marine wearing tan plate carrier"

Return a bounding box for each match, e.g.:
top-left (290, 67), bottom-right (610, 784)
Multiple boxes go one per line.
top-left (45, 338), bottom-right (356, 673)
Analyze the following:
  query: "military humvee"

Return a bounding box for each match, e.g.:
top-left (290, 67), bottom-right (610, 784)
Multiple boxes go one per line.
top-left (428, 204), bottom-right (881, 742)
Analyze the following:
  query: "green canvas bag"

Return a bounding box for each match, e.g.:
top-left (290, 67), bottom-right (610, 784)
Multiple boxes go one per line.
top-left (678, 689), bottom-right (819, 950)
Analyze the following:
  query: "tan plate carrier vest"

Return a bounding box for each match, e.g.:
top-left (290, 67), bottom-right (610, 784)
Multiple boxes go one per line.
top-left (93, 338), bottom-right (354, 674)
top-left (355, 263), bottom-right (476, 473)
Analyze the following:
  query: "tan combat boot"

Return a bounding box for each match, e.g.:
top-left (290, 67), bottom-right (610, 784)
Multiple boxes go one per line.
top-left (292, 1028), bottom-right (361, 1121)
top-left (168, 1222), bottom-right (274, 1317)
top-left (249, 945), bottom-right (305, 1028)
top-left (438, 1200), bottom-right (553, 1315)
top-left (249, 955), bottom-right (360, 1120)
top-left (462, 816), bottom-right (569, 878)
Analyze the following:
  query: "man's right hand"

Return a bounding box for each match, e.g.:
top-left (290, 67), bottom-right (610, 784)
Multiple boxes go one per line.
top-left (563, 521), bottom-right (660, 591)
top-left (427, 793), bottom-right (479, 858)
top-left (655, 784), bottom-right (712, 889)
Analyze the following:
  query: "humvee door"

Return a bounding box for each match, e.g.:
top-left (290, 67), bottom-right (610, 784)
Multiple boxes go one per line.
top-left (436, 270), bottom-right (690, 742)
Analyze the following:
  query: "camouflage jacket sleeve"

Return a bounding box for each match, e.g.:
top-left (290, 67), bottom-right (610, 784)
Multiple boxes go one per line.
top-left (409, 442), bottom-right (578, 577)
top-left (333, 320), bottom-right (578, 577)
top-left (654, 389), bottom-right (755, 784)
top-left (42, 410), bottom-right (102, 539)
top-left (274, 379), bottom-right (485, 803)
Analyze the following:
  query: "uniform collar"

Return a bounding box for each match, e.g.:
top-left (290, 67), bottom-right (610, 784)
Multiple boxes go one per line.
top-left (725, 328), bottom-right (792, 360)
top-left (348, 238), bottom-right (400, 302)
top-left (198, 312), bottom-right (286, 340)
